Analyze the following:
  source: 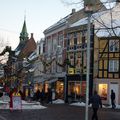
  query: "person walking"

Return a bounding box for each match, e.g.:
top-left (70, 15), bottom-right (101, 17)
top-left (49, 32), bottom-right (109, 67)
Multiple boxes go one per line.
top-left (40, 89), bottom-right (45, 105)
top-left (47, 87), bottom-right (52, 104)
top-left (89, 90), bottom-right (102, 120)
top-left (111, 89), bottom-right (116, 109)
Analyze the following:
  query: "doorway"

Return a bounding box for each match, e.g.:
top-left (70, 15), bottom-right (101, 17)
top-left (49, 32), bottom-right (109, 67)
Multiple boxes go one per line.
top-left (109, 83), bottom-right (119, 105)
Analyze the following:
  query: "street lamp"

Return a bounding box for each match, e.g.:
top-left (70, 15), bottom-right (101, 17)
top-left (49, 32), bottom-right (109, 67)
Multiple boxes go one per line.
top-left (84, 0), bottom-right (94, 120)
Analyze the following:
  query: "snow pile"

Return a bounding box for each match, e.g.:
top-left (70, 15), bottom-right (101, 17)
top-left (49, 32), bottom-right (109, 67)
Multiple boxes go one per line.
top-left (70, 102), bottom-right (120, 109)
top-left (70, 102), bottom-right (85, 107)
top-left (0, 95), bottom-right (10, 102)
top-left (52, 99), bottom-right (65, 104)
top-left (0, 100), bottom-right (46, 110)
top-left (22, 100), bottom-right (39, 105)
top-left (104, 104), bottom-right (120, 109)
top-left (22, 104), bottom-right (46, 109)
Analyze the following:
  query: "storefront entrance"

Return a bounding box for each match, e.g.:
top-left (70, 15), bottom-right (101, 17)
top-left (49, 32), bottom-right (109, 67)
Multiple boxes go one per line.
top-left (109, 83), bottom-right (119, 105)
top-left (68, 81), bottom-right (86, 102)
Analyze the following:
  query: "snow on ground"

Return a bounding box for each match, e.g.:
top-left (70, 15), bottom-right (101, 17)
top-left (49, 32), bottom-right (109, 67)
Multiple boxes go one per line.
top-left (70, 102), bottom-right (120, 109)
top-left (0, 100), bottom-right (46, 110)
top-left (0, 98), bottom-right (65, 110)
top-left (52, 99), bottom-right (65, 104)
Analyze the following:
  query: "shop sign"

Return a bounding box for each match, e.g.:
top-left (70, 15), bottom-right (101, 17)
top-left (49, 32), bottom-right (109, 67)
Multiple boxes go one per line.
top-left (75, 68), bottom-right (80, 74)
top-left (12, 93), bottom-right (22, 110)
top-left (68, 68), bottom-right (75, 74)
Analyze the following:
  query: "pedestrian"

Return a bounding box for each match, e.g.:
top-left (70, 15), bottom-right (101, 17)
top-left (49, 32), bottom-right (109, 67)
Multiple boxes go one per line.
top-left (89, 90), bottom-right (102, 120)
top-left (47, 87), bottom-right (52, 104)
top-left (40, 89), bottom-right (45, 105)
top-left (34, 89), bottom-right (41, 101)
top-left (111, 89), bottom-right (116, 109)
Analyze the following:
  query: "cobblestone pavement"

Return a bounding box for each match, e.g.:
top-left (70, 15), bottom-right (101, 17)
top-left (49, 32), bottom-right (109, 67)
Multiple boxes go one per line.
top-left (0, 104), bottom-right (120, 120)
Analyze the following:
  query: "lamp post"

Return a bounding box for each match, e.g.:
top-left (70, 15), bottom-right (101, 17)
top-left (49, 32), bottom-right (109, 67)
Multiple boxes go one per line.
top-left (84, 1), bottom-right (93, 120)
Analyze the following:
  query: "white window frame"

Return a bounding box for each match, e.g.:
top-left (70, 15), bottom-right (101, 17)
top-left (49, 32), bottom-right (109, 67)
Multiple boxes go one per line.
top-left (109, 60), bottom-right (119, 72)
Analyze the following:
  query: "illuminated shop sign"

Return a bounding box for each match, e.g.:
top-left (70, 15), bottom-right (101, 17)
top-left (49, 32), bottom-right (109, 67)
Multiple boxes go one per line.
top-left (68, 68), bottom-right (75, 74)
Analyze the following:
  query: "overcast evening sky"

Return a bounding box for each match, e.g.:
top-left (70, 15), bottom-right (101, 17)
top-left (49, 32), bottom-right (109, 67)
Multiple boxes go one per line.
top-left (0, 0), bottom-right (78, 50)
top-left (0, 0), bottom-right (116, 50)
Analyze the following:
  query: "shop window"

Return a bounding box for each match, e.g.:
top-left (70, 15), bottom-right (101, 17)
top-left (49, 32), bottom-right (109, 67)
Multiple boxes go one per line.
top-left (68, 81), bottom-right (85, 100)
top-left (45, 83), bottom-right (49, 93)
top-left (56, 81), bottom-right (64, 99)
top-left (34, 84), bottom-right (38, 92)
top-left (98, 84), bottom-right (108, 100)
top-left (68, 81), bottom-right (86, 102)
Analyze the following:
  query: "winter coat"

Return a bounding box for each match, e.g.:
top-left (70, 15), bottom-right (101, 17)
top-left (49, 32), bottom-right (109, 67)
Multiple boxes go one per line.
top-left (89, 94), bottom-right (102, 108)
top-left (111, 92), bottom-right (115, 100)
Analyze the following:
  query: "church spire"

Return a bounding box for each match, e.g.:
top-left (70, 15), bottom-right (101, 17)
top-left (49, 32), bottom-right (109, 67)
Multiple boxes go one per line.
top-left (20, 18), bottom-right (28, 42)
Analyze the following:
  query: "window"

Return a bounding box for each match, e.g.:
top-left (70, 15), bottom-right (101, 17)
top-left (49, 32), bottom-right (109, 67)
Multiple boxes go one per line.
top-left (74, 32), bottom-right (77, 38)
top-left (75, 52), bottom-right (81, 69)
top-left (109, 60), bottom-right (119, 72)
top-left (70, 34), bottom-right (74, 46)
top-left (77, 32), bottom-right (82, 45)
top-left (53, 36), bottom-right (57, 53)
top-left (58, 34), bottom-right (63, 47)
top-left (109, 40), bottom-right (119, 52)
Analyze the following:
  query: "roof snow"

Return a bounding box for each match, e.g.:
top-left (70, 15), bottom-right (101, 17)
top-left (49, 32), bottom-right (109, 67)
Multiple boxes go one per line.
top-left (70, 4), bottom-right (120, 37)
top-left (44, 14), bottom-right (72, 33)
top-left (28, 51), bottom-right (38, 61)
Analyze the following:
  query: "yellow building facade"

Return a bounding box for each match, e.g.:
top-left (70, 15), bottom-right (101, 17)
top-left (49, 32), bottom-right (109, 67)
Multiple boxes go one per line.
top-left (94, 37), bottom-right (120, 105)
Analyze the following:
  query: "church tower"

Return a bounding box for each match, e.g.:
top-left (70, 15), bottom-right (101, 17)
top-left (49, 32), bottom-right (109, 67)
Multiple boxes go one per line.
top-left (19, 19), bottom-right (28, 42)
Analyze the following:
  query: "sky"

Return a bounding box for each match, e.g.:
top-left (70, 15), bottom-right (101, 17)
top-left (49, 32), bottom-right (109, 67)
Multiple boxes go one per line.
top-left (0, 0), bottom-right (79, 50)
top-left (0, 0), bottom-right (116, 51)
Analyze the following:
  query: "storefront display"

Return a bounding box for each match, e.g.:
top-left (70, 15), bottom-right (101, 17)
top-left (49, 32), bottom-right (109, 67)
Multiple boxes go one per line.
top-left (56, 81), bottom-right (64, 99)
top-left (98, 84), bottom-right (108, 100)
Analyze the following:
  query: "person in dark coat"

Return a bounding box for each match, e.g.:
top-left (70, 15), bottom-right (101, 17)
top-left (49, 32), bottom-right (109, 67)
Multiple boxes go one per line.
top-left (89, 90), bottom-right (102, 120)
top-left (47, 88), bottom-right (52, 104)
top-left (36, 89), bottom-right (41, 101)
top-left (40, 89), bottom-right (45, 105)
top-left (111, 89), bottom-right (116, 109)
top-left (9, 89), bottom-right (13, 110)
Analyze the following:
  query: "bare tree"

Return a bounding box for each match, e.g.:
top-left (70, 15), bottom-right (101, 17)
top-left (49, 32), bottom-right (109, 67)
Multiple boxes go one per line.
top-left (0, 37), bottom-right (9, 64)
top-left (61, 0), bottom-right (120, 59)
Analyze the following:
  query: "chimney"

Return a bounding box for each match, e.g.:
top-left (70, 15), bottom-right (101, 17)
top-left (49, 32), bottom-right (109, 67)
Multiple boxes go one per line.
top-left (31, 33), bottom-right (33, 38)
top-left (72, 9), bottom-right (76, 14)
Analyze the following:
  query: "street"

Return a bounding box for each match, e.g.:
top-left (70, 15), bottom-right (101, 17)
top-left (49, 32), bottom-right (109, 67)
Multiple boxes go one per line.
top-left (0, 104), bottom-right (120, 120)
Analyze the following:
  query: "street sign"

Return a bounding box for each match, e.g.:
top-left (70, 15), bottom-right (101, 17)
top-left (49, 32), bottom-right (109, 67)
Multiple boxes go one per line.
top-left (12, 93), bottom-right (22, 110)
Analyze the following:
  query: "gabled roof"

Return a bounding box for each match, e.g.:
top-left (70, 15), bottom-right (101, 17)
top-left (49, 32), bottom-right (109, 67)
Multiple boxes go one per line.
top-left (43, 0), bottom-right (106, 35)
top-left (43, 14), bottom-right (72, 34)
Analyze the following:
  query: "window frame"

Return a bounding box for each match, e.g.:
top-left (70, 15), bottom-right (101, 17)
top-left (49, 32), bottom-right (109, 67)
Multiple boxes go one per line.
top-left (109, 60), bottom-right (119, 72)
